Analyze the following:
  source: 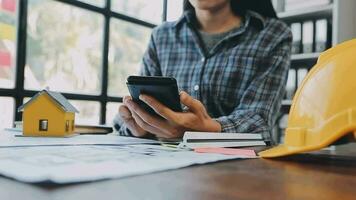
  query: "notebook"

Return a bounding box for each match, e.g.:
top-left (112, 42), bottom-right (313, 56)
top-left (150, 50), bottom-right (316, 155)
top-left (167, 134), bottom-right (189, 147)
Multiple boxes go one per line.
top-left (178, 132), bottom-right (266, 149)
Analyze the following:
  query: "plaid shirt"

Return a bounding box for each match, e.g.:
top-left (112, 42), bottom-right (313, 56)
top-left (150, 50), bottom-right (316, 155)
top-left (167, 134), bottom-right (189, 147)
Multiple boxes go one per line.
top-left (117, 10), bottom-right (292, 142)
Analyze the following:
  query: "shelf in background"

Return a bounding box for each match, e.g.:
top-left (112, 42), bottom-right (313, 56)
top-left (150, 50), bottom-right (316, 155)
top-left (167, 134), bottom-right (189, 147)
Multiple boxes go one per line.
top-left (281, 99), bottom-right (293, 114)
top-left (292, 52), bottom-right (320, 61)
top-left (291, 52), bottom-right (320, 66)
top-left (282, 99), bottom-right (292, 106)
top-left (278, 4), bottom-right (333, 21)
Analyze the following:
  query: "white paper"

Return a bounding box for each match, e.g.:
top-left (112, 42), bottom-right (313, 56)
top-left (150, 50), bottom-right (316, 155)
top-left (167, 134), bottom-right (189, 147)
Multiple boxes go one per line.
top-left (183, 132), bottom-right (263, 140)
top-left (0, 145), bottom-right (250, 183)
top-left (178, 141), bottom-right (266, 149)
top-left (0, 130), bottom-right (160, 147)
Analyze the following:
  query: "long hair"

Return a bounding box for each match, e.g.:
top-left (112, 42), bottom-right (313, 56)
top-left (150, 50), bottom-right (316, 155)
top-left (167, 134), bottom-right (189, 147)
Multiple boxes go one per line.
top-left (183, 0), bottom-right (277, 18)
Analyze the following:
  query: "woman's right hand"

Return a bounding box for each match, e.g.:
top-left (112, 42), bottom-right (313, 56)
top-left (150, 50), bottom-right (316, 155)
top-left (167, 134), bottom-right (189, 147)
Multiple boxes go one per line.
top-left (118, 96), bottom-right (148, 137)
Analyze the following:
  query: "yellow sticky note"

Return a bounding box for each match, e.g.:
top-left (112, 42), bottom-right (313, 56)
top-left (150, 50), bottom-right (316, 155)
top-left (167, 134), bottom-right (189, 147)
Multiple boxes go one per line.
top-left (0, 23), bottom-right (16, 40)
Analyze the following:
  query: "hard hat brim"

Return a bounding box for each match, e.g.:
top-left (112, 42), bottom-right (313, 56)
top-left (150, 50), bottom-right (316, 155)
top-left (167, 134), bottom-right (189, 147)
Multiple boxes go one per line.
top-left (258, 144), bottom-right (322, 158)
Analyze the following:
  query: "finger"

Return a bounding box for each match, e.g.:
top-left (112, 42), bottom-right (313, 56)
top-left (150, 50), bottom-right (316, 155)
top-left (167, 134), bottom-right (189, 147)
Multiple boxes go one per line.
top-left (126, 99), bottom-right (180, 138)
top-left (118, 105), bottom-right (132, 119)
top-left (130, 111), bottom-right (171, 138)
top-left (120, 101), bottom-right (148, 137)
top-left (126, 98), bottom-right (166, 127)
top-left (118, 108), bottom-right (146, 137)
top-left (130, 103), bottom-right (175, 136)
top-left (123, 95), bottom-right (132, 106)
top-left (139, 94), bottom-right (179, 122)
top-left (124, 118), bottom-right (147, 137)
top-left (125, 99), bottom-right (169, 132)
top-left (119, 115), bottom-right (146, 137)
top-left (179, 91), bottom-right (203, 114)
top-left (139, 94), bottom-right (197, 129)
top-left (126, 97), bottom-right (183, 138)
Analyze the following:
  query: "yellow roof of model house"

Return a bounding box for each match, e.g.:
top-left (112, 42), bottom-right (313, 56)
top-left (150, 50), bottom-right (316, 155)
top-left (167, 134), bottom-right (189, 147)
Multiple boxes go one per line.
top-left (18, 90), bottom-right (79, 113)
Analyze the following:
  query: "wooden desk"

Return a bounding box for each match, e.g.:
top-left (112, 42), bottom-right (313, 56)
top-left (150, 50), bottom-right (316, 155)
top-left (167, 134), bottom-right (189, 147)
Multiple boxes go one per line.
top-left (0, 146), bottom-right (355, 200)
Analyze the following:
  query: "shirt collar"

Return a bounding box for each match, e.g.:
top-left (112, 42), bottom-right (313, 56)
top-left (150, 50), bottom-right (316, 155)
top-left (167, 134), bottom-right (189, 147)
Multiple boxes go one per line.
top-left (247, 10), bottom-right (266, 30)
top-left (173, 10), bottom-right (266, 31)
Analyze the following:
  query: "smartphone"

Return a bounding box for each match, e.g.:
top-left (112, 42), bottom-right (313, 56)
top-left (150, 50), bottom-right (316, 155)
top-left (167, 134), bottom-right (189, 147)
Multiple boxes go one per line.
top-left (126, 76), bottom-right (182, 115)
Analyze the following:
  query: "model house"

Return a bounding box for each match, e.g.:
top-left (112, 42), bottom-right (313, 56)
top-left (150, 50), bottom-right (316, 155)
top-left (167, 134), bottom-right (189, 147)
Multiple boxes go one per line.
top-left (17, 89), bottom-right (79, 137)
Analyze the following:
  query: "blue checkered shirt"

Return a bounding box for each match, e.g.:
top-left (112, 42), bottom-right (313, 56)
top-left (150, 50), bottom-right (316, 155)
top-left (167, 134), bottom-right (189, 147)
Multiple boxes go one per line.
top-left (116, 10), bottom-right (292, 142)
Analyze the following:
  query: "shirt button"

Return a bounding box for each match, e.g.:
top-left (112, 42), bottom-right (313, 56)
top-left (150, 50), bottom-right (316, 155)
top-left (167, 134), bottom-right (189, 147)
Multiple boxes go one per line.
top-left (201, 57), bottom-right (205, 62)
top-left (194, 85), bottom-right (199, 91)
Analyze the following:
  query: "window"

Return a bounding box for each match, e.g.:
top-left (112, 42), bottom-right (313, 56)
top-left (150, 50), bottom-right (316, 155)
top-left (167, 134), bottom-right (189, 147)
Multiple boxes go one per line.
top-left (0, 97), bottom-right (14, 130)
top-left (0, 0), bottom-right (17, 88)
top-left (39, 119), bottom-right (48, 131)
top-left (106, 102), bottom-right (122, 125)
top-left (1, 0), bottom-right (178, 125)
top-left (112, 0), bottom-right (163, 24)
top-left (166, 0), bottom-right (184, 22)
top-left (69, 100), bottom-right (100, 125)
top-left (65, 120), bottom-right (69, 132)
top-left (78, 0), bottom-right (105, 7)
top-left (108, 19), bottom-right (151, 97)
top-left (26, 0), bottom-right (104, 94)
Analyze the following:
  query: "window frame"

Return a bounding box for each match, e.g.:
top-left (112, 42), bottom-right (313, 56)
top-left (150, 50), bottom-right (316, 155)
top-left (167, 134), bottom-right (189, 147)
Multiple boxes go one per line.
top-left (0, 0), bottom-right (171, 125)
top-left (39, 119), bottom-right (48, 131)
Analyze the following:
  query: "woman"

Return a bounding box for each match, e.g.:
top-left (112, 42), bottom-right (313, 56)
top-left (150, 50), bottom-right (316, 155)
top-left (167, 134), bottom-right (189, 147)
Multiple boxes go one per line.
top-left (115, 0), bottom-right (291, 143)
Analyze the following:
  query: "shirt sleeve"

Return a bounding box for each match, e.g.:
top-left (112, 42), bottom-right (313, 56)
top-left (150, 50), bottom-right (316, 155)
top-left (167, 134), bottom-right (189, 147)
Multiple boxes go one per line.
top-left (116, 31), bottom-right (162, 136)
top-left (214, 31), bottom-right (292, 142)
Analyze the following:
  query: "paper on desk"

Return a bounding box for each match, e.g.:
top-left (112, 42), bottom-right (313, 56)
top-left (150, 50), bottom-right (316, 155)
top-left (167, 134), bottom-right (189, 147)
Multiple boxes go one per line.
top-left (194, 147), bottom-right (257, 158)
top-left (0, 145), bottom-right (248, 183)
top-left (0, 130), bottom-right (160, 147)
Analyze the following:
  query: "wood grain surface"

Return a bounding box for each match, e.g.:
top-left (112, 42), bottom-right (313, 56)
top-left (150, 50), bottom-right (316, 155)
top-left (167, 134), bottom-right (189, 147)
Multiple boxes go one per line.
top-left (0, 145), bottom-right (355, 200)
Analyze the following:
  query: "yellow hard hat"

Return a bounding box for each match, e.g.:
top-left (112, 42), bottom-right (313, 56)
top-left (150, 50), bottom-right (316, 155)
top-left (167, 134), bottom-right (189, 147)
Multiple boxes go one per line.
top-left (259, 38), bottom-right (356, 158)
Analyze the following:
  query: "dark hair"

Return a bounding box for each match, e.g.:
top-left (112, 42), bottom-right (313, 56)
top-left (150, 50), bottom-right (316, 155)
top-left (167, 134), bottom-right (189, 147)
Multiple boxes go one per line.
top-left (183, 0), bottom-right (277, 18)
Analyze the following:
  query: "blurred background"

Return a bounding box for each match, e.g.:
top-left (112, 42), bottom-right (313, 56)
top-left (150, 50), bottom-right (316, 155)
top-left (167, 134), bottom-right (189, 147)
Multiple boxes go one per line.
top-left (1, 0), bottom-right (356, 143)
top-left (0, 0), bottom-right (184, 129)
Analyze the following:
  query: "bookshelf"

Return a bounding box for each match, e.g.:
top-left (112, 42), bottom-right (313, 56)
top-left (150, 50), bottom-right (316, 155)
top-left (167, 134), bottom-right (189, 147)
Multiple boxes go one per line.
top-left (278, 4), bottom-right (333, 21)
top-left (291, 52), bottom-right (320, 65)
top-left (273, 0), bottom-right (356, 143)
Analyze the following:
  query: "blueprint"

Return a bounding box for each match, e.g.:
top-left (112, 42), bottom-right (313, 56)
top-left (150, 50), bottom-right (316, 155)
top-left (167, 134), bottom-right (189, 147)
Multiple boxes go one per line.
top-left (0, 144), bottom-right (252, 184)
top-left (0, 130), bottom-right (161, 147)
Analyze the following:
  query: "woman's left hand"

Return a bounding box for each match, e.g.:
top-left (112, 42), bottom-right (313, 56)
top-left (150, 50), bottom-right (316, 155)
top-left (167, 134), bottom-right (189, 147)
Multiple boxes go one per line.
top-left (124, 91), bottom-right (221, 138)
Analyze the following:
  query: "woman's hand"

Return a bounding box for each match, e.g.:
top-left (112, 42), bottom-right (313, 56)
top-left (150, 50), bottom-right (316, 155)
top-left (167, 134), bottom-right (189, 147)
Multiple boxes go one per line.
top-left (123, 91), bottom-right (221, 139)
